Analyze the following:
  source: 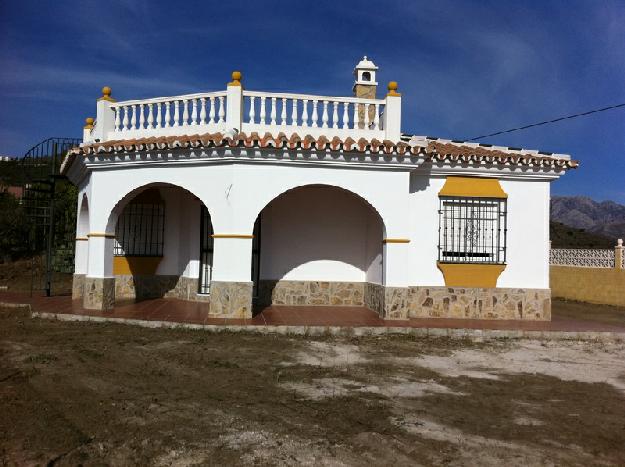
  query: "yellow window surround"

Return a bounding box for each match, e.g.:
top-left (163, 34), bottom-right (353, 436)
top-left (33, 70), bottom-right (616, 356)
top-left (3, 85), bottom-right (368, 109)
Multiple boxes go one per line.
top-left (437, 176), bottom-right (507, 287)
top-left (438, 176), bottom-right (508, 199)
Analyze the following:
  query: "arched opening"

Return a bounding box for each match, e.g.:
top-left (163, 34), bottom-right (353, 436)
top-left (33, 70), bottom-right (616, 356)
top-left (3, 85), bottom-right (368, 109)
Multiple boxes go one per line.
top-left (252, 185), bottom-right (384, 311)
top-left (106, 183), bottom-right (214, 303)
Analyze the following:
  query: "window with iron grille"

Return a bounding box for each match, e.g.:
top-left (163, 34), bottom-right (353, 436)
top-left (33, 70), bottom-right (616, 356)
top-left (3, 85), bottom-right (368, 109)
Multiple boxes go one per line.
top-left (114, 203), bottom-right (165, 256)
top-left (438, 197), bottom-right (507, 264)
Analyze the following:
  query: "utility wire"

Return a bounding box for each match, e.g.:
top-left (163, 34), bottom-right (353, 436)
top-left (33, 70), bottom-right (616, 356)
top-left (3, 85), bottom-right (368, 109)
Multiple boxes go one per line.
top-left (468, 102), bottom-right (625, 141)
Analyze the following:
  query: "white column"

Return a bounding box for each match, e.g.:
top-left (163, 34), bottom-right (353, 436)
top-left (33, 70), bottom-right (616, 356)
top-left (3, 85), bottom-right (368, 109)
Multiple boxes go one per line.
top-left (93, 98), bottom-right (115, 142)
top-left (86, 235), bottom-right (115, 278)
top-left (225, 75), bottom-right (243, 132)
top-left (74, 239), bottom-right (89, 274)
top-left (383, 86), bottom-right (402, 141)
top-left (383, 242), bottom-right (411, 287)
top-left (211, 237), bottom-right (253, 282)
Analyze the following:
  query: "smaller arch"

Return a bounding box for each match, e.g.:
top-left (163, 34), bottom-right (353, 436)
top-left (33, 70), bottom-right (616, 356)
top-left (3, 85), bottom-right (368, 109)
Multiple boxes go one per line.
top-left (77, 193), bottom-right (89, 237)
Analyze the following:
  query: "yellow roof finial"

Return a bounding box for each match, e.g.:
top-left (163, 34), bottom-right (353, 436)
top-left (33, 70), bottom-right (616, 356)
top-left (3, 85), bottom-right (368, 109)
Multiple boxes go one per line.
top-left (98, 86), bottom-right (115, 102)
top-left (229, 71), bottom-right (242, 87)
top-left (84, 117), bottom-right (94, 129)
top-left (387, 81), bottom-right (400, 97)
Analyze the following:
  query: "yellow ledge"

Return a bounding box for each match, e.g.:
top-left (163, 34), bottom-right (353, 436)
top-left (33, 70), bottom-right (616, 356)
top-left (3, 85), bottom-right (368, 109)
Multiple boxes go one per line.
top-left (383, 238), bottom-right (410, 244)
top-left (439, 176), bottom-right (507, 198)
top-left (211, 234), bottom-right (254, 239)
top-left (113, 256), bottom-right (162, 275)
top-left (437, 262), bottom-right (506, 288)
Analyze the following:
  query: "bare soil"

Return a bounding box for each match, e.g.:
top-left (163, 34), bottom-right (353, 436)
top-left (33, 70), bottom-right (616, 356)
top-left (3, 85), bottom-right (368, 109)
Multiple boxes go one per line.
top-left (1, 307), bottom-right (625, 465)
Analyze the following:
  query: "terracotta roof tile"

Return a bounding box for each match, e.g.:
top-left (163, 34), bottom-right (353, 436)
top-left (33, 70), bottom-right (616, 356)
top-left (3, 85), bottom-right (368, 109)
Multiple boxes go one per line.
top-left (67, 131), bottom-right (579, 170)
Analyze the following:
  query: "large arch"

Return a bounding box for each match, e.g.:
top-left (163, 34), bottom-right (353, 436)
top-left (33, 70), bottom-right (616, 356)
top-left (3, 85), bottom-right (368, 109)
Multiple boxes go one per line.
top-left (251, 184), bottom-right (385, 310)
top-left (95, 182), bottom-right (215, 303)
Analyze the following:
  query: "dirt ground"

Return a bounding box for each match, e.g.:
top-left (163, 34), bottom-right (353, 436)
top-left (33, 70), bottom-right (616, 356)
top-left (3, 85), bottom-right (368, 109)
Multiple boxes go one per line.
top-left (0, 257), bottom-right (72, 295)
top-left (1, 307), bottom-right (625, 466)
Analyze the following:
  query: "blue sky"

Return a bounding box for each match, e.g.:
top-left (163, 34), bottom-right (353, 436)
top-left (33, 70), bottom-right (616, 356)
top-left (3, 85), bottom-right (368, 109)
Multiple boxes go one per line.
top-left (1, 0), bottom-right (624, 202)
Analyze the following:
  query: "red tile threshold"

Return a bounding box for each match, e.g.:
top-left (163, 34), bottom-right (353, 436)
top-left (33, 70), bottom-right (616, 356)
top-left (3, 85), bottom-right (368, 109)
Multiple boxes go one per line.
top-left (2, 293), bottom-right (625, 334)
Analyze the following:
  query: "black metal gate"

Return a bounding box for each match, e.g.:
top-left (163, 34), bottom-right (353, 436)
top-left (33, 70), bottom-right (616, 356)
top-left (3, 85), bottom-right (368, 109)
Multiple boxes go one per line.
top-left (20, 137), bottom-right (82, 296)
top-left (198, 205), bottom-right (214, 294)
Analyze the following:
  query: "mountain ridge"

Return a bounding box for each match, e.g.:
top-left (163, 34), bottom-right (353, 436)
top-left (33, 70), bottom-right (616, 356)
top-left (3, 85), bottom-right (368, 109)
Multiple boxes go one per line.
top-left (551, 196), bottom-right (625, 242)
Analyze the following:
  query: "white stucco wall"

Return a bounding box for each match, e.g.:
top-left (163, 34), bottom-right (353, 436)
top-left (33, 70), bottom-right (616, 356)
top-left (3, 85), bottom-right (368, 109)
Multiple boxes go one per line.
top-left (258, 185), bottom-right (383, 282)
top-left (80, 152), bottom-right (554, 289)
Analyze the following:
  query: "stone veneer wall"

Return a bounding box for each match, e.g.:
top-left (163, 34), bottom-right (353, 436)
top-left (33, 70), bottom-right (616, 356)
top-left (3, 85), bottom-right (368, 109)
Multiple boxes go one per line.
top-left (83, 277), bottom-right (115, 311)
top-left (72, 274), bottom-right (85, 300)
top-left (258, 280), bottom-right (365, 307)
top-left (364, 282), bottom-right (385, 316)
top-left (209, 281), bottom-right (253, 318)
top-left (114, 275), bottom-right (209, 302)
top-left (382, 286), bottom-right (551, 321)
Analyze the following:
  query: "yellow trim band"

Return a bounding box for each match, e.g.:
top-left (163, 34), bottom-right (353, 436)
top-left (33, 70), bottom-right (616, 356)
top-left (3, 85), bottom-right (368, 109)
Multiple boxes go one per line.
top-left (437, 262), bottom-right (506, 288)
top-left (439, 176), bottom-right (507, 199)
top-left (383, 238), bottom-right (411, 244)
top-left (75, 237), bottom-right (88, 241)
top-left (211, 234), bottom-right (254, 239)
top-left (88, 232), bottom-right (116, 238)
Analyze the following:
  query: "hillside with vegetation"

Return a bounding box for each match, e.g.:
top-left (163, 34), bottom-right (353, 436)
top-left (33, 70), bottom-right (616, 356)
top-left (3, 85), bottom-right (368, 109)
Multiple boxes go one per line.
top-left (551, 196), bottom-right (625, 243)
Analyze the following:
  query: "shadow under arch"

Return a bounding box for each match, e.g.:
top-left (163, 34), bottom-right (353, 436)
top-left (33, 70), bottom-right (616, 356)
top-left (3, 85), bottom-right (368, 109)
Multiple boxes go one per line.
top-left (251, 184), bottom-right (385, 310)
top-left (105, 182), bottom-right (215, 303)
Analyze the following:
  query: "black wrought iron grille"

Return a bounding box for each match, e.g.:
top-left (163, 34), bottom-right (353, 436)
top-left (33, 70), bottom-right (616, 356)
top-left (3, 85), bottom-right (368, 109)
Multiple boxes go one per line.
top-left (114, 203), bottom-right (165, 256)
top-left (198, 205), bottom-right (214, 294)
top-left (438, 197), bottom-right (507, 264)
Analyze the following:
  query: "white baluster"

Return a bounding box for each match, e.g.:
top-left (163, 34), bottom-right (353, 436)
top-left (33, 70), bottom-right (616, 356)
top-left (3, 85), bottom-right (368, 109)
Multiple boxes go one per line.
top-left (173, 101), bottom-right (180, 127)
top-left (200, 98), bottom-right (206, 125)
top-left (280, 98), bottom-right (287, 125)
top-left (321, 100), bottom-right (329, 128)
top-left (209, 97), bottom-right (216, 124)
top-left (165, 102), bottom-right (171, 127)
top-left (291, 99), bottom-right (298, 125)
top-left (331, 102), bottom-right (338, 129)
top-left (139, 104), bottom-right (145, 129)
top-left (156, 103), bottom-right (162, 128)
top-left (311, 100), bottom-right (318, 128)
top-left (182, 99), bottom-right (189, 126)
top-left (248, 96), bottom-right (255, 123)
top-left (130, 105), bottom-right (137, 130)
top-left (147, 103), bottom-right (154, 129)
top-left (259, 97), bottom-right (266, 125)
top-left (114, 108), bottom-right (121, 132)
top-left (270, 97), bottom-right (277, 125)
top-left (342, 102), bottom-right (349, 129)
top-left (373, 103), bottom-right (380, 130)
top-left (302, 99), bottom-right (309, 127)
top-left (218, 96), bottom-right (225, 123)
top-left (191, 99), bottom-right (198, 125)
top-left (122, 106), bottom-right (129, 131)
top-left (352, 103), bottom-right (358, 129)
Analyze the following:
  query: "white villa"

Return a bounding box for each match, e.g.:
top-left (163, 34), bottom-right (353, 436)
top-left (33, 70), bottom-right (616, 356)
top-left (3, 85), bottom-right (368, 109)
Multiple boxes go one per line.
top-left (62, 57), bottom-right (578, 321)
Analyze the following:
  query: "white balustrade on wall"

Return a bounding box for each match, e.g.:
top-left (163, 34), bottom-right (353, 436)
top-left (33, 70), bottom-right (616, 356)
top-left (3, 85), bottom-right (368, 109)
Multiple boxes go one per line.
top-left (88, 81), bottom-right (400, 144)
top-left (241, 91), bottom-right (386, 139)
top-left (107, 91), bottom-right (228, 140)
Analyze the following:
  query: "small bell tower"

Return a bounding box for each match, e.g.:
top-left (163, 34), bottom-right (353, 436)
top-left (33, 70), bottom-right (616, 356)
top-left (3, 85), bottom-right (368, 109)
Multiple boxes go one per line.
top-left (353, 56), bottom-right (379, 99)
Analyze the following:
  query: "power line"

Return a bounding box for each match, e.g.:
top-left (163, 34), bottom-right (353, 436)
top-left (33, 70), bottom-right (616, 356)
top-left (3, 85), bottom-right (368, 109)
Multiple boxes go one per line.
top-left (468, 102), bottom-right (625, 141)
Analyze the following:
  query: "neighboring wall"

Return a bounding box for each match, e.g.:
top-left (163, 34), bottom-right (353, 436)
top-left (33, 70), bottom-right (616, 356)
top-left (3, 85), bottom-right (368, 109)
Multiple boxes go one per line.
top-left (550, 266), bottom-right (625, 307)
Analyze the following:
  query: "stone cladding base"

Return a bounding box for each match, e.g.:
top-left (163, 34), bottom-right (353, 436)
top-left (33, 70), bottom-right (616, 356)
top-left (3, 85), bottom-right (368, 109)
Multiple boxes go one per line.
top-left (258, 280), bottom-right (365, 307)
top-left (83, 277), bottom-right (115, 311)
top-left (114, 275), bottom-right (210, 302)
top-left (74, 275), bottom-right (550, 321)
top-left (209, 281), bottom-right (253, 318)
top-left (72, 274), bottom-right (85, 300)
top-left (383, 286), bottom-right (551, 321)
top-left (258, 280), bottom-right (550, 321)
